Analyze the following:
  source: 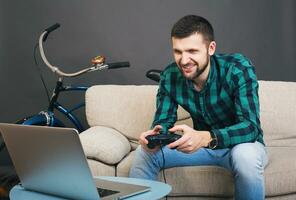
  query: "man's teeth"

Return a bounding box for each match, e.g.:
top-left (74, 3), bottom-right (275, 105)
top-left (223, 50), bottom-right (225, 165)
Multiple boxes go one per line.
top-left (183, 65), bottom-right (194, 69)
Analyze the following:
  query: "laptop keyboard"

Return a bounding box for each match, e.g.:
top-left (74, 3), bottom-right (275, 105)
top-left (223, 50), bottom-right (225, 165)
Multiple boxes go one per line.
top-left (97, 187), bottom-right (120, 197)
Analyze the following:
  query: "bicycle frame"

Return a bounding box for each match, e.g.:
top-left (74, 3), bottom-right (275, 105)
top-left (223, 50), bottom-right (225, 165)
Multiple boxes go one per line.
top-left (21, 79), bottom-right (88, 133)
top-left (50, 78), bottom-right (88, 132)
top-left (17, 23), bottom-right (130, 133)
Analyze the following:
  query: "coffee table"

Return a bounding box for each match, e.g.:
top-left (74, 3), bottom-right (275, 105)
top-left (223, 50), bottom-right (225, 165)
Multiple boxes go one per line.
top-left (10, 176), bottom-right (171, 200)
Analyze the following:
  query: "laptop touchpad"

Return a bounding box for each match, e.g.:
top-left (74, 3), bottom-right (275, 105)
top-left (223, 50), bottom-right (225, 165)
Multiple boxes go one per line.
top-left (97, 187), bottom-right (120, 197)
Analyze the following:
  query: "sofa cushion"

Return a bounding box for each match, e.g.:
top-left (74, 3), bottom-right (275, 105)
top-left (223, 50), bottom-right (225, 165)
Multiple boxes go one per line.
top-left (85, 85), bottom-right (191, 141)
top-left (116, 146), bottom-right (296, 197)
top-left (258, 81), bottom-right (296, 146)
top-left (160, 166), bottom-right (234, 197)
top-left (117, 151), bottom-right (234, 197)
top-left (87, 159), bottom-right (115, 177)
top-left (80, 126), bottom-right (131, 164)
top-left (117, 151), bottom-right (136, 177)
top-left (264, 146), bottom-right (296, 196)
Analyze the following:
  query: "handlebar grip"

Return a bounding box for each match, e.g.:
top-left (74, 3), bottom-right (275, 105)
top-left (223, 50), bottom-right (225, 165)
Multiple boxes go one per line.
top-left (45, 23), bottom-right (61, 33)
top-left (43, 23), bottom-right (61, 42)
top-left (107, 62), bottom-right (130, 69)
top-left (146, 69), bottom-right (162, 82)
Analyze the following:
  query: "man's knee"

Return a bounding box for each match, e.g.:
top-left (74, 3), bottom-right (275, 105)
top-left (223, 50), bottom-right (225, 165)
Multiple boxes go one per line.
top-left (133, 146), bottom-right (156, 164)
top-left (129, 146), bottom-right (161, 179)
top-left (131, 146), bottom-right (147, 168)
top-left (230, 142), bottom-right (265, 177)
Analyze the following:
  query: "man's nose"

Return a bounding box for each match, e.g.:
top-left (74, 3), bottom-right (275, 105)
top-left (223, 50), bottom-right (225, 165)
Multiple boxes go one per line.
top-left (180, 53), bottom-right (191, 65)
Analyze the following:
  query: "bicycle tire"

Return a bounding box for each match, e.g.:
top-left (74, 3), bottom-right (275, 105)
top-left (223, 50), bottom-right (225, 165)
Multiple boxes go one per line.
top-left (1, 114), bottom-right (64, 161)
top-left (15, 115), bottom-right (48, 126)
top-left (15, 114), bottom-right (64, 127)
top-left (15, 115), bottom-right (35, 124)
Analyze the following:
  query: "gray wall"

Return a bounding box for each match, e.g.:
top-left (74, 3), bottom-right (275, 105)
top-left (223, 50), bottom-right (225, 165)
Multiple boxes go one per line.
top-left (0, 0), bottom-right (295, 128)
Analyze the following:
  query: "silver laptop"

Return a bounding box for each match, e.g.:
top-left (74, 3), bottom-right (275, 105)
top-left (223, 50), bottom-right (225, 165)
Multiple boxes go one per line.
top-left (0, 123), bottom-right (150, 200)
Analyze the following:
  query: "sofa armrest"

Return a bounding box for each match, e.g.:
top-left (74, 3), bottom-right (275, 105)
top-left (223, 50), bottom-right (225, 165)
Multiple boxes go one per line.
top-left (79, 126), bottom-right (131, 165)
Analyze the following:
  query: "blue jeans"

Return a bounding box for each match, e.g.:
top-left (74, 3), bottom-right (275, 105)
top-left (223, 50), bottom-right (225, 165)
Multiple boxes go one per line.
top-left (129, 142), bottom-right (268, 200)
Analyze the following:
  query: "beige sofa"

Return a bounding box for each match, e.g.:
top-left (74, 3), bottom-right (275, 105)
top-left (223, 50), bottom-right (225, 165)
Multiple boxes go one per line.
top-left (80, 81), bottom-right (296, 199)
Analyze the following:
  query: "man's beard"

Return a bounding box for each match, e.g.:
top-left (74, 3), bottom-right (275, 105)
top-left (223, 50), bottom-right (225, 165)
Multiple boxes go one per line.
top-left (179, 56), bottom-right (210, 80)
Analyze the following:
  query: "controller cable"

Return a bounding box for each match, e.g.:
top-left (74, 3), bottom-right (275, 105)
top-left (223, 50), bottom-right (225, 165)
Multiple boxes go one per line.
top-left (160, 146), bottom-right (168, 200)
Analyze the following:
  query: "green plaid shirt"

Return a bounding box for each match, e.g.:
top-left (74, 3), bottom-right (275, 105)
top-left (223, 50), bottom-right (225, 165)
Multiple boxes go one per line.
top-left (152, 53), bottom-right (264, 149)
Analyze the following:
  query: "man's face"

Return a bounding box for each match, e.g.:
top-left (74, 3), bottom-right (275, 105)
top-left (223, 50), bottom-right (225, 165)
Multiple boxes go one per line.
top-left (172, 33), bottom-right (215, 80)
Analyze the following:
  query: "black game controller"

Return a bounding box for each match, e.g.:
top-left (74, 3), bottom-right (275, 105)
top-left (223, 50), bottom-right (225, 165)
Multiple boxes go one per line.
top-left (146, 132), bottom-right (182, 149)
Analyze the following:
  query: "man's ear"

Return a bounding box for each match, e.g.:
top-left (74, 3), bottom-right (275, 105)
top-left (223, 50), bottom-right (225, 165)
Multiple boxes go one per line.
top-left (208, 41), bottom-right (216, 56)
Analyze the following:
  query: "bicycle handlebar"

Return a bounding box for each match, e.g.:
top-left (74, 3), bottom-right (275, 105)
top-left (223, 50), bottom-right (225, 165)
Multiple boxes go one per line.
top-left (43, 23), bottom-right (61, 42)
top-left (38, 23), bottom-right (130, 77)
top-left (146, 69), bottom-right (162, 82)
top-left (45, 23), bottom-right (61, 33)
top-left (108, 62), bottom-right (130, 69)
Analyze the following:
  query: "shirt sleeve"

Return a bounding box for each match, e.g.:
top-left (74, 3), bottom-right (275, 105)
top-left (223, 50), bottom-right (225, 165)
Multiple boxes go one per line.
top-left (151, 72), bottom-right (178, 133)
top-left (211, 57), bottom-right (262, 148)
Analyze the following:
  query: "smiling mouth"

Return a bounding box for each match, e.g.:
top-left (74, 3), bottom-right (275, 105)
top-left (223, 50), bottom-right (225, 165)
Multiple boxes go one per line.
top-left (181, 64), bottom-right (195, 73)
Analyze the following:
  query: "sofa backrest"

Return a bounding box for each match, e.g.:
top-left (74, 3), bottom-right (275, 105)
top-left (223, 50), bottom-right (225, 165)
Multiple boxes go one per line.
top-left (85, 81), bottom-right (296, 147)
top-left (85, 85), bottom-right (192, 143)
top-left (258, 81), bottom-right (296, 146)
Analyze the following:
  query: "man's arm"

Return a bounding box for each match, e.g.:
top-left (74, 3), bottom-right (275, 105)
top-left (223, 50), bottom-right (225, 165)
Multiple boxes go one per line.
top-left (138, 71), bottom-right (178, 152)
top-left (211, 58), bottom-right (262, 149)
top-left (152, 72), bottom-right (178, 132)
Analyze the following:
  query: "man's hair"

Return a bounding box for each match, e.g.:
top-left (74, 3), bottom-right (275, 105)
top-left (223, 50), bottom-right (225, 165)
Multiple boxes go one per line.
top-left (171, 15), bottom-right (214, 43)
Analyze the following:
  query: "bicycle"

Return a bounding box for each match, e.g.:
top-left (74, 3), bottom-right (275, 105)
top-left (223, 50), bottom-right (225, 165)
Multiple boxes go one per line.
top-left (15, 23), bottom-right (130, 133)
top-left (0, 23), bottom-right (130, 196)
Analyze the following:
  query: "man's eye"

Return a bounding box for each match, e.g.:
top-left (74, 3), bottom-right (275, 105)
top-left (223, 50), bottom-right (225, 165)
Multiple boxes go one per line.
top-left (188, 50), bottom-right (198, 54)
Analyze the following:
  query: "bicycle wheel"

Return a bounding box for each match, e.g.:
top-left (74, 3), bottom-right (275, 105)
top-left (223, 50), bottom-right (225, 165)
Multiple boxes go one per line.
top-left (16, 114), bottom-right (47, 126)
top-left (15, 115), bottom-right (38, 124)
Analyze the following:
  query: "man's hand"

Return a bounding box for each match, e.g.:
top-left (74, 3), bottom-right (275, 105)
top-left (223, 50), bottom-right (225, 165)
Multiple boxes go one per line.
top-left (139, 125), bottom-right (162, 153)
top-left (167, 125), bottom-right (212, 153)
